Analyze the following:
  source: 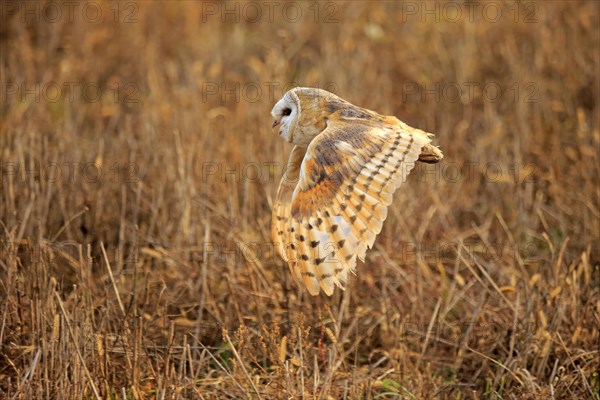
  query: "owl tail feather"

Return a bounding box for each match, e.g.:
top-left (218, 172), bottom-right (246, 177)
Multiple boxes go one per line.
top-left (418, 143), bottom-right (444, 164)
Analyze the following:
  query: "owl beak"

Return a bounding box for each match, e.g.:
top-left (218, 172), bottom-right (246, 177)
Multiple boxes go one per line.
top-left (272, 119), bottom-right (280, 129)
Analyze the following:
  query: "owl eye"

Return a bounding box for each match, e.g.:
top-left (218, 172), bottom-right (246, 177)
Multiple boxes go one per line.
top-left (281, 108), bottom-right (292, 116)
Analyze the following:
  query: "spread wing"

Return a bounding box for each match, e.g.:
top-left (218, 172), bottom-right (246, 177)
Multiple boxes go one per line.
top-left (272, 117), bottom-right (437, 296)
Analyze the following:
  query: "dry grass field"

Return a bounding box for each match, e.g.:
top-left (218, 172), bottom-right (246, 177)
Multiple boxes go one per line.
top-left (1, 1), bottom-right (599, 399)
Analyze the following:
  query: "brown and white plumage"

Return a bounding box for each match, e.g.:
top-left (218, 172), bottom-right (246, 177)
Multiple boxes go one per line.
top-left (271, 87), bottom-right (443, 296)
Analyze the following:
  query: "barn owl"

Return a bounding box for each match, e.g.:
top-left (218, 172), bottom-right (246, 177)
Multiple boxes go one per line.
top-left (271, 87), bottom-right (443, 296)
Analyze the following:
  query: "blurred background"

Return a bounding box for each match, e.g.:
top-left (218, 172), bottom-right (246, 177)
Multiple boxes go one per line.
top-left (1, 1), bottom-right (598, 398)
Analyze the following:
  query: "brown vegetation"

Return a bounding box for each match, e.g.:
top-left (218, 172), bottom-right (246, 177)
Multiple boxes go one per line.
top-left (1, 1), bottom-right (599, 398)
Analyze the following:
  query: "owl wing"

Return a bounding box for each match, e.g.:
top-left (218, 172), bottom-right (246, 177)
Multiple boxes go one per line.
top-left (272, 145), bottom-right (306, 260)
top-left (275, 118), bottom-right (435, 296)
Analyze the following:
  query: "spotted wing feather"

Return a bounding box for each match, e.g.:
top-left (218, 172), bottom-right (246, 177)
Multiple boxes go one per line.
top-left (284, 119), bottom-right (432, 295)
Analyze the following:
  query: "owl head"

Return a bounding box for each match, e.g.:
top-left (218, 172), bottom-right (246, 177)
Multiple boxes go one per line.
top-left (271, 87), bottom-right (341, 147)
